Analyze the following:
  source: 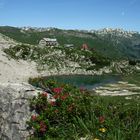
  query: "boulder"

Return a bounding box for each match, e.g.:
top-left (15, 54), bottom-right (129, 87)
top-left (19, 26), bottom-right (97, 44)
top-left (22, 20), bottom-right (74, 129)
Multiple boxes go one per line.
top-left (0, 83), bottom-right (37, 140)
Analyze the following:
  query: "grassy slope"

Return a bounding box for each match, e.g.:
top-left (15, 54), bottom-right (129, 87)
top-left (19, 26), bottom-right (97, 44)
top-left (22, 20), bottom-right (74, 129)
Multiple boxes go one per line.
top-left (122, 71), bottom-right (140, 86)
top-left (1, 26), bottom-right (139, 60)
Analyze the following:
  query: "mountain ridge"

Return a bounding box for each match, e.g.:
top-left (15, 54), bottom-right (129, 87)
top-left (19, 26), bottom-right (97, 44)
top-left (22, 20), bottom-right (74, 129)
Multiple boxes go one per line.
top-left (0, 26), bottom-right (140, 60)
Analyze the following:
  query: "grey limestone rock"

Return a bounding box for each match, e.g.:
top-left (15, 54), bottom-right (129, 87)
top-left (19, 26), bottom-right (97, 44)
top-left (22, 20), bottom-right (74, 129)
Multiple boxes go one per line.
top-left (0, 83), bottom-right (37, 140)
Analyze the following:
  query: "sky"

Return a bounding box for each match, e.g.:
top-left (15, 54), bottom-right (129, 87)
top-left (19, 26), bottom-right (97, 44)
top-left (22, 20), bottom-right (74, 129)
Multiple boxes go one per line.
top-left (0, 0), bottom-right (140, 31)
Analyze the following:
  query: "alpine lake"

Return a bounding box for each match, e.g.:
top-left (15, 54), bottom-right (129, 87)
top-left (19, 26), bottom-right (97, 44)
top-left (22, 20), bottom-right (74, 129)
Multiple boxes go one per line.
top-left (38, 74), bottom-right (122, 90)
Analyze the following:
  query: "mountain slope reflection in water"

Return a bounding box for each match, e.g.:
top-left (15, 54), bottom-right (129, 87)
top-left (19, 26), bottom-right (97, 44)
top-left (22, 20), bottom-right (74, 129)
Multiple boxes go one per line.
top-left (46, 75), bottom-right (121, 90)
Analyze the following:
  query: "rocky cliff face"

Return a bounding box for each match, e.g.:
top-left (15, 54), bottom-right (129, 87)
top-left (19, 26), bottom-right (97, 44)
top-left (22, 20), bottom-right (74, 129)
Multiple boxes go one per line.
top-left (0, 83), bottom-right (36, 140)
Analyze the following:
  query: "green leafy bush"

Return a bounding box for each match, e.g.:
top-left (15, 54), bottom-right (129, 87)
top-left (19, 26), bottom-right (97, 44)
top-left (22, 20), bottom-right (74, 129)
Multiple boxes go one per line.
top-left (27, 79), bottom-right (140, 140)
top-left (28, 80), bottom-right (94, 139)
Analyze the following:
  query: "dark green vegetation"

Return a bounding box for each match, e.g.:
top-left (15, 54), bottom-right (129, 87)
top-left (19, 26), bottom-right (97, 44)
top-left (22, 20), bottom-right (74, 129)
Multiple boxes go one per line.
top-left (0, 26), bottom-right (140, 59)
top-left (28, 79), bottom-right (140, 140)
top-left (123, 72), bottom-right (140, 87)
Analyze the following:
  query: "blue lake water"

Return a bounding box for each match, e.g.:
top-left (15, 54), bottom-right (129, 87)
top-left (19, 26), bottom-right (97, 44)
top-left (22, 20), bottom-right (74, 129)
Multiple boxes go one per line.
top-left (46, 74), bottom-right (121, 90)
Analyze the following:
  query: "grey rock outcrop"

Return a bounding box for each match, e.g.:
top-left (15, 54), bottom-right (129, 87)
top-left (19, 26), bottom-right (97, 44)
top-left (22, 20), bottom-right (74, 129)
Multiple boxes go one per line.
top-left (0, 83), bottom-right (37, 140)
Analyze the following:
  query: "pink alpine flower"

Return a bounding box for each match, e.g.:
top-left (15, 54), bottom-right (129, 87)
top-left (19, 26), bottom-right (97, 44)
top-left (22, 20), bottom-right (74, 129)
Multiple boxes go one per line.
top-left (31, 115), bottom-right (37, 121)
top-left (40, 121), bottom-right (47, 133)
top-left (52, 87), bottom-right (63, 94)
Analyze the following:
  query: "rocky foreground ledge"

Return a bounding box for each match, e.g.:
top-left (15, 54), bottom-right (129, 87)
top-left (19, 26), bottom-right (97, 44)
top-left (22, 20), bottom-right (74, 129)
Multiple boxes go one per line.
top-left (0, 83), bottom-right (39, 140)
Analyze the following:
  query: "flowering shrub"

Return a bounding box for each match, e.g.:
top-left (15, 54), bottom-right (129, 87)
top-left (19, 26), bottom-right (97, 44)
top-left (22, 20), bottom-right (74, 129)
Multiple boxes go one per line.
top-left (28, 80), bottom-right (93, 138)
top-left (52, 87), bottom-right (63, 94)
top-left (28, 79), bottom-right (140, 140)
